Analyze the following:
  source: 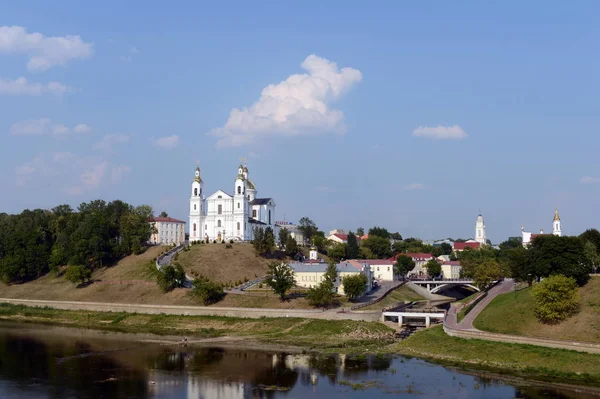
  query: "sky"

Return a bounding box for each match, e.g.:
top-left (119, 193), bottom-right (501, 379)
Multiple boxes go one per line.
top-left (1, 1), bottom-right (600, 244)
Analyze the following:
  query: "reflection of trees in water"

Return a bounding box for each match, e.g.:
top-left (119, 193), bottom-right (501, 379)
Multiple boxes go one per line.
top-left (514, 387), bottom-right (582, 399)
top-left (343, 354), bottom-right (392, 376)
top-left (251, 353), bottom-right (299, 398)
top-left (308, 354), bottom-right (339, 384)
top-left (0, 333), bottom-right (149, 399)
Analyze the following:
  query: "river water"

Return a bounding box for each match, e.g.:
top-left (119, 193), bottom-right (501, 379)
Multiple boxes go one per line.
top-left (0, 322), bottom-right (596, 399)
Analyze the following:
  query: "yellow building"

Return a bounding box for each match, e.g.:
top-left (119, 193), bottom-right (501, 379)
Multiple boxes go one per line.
top-left (290, 261), bottom-right (373, 296)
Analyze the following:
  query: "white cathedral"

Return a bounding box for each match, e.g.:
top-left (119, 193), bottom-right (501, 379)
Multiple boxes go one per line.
top-left (189, 163), bottom-right (276, 242)
top-left (521, 209), bottom-right (562, 247)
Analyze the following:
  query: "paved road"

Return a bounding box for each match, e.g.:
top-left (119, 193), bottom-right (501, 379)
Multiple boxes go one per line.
top-left (354, 281), bottom-right (403, 304)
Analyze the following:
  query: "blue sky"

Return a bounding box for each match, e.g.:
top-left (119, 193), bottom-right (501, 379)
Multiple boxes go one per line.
top-left (1, 1), bottom-right (600, 243)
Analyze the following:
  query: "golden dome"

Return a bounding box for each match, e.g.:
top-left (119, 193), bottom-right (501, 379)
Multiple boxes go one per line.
top-left (553, 209), bottom-right (560, 221)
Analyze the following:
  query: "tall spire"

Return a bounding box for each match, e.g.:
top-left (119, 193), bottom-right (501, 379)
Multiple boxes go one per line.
top-left (553, 208), bottom-right (560, 221)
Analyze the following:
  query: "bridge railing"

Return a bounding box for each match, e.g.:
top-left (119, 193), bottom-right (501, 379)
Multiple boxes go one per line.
top-left (410, 278), bottom-right (473, 282)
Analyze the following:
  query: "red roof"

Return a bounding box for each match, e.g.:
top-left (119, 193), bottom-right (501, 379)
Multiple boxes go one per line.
top-left (150, 216), bottom-right (186, 223)
top-left (330, 233), bottom-right (348, 241)
top-left (390, 253), bottom-right (434, 261)
top-left (453, 242), bottom-right (480, 250)
top-left (442, 261), bottom-right (461, 266)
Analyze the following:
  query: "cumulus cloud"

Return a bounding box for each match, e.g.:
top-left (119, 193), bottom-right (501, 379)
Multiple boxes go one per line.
top-left (412, 125), bottom-right (468, 140)
top-left (152, 135), bottom-right (180, 149)
top-left (0, 25), bottom-right (93, 71)
top-left (210, 54), bottom-right (362, 147)
top-left (404, 183), bottom-right (427, 191)
top-left (94, 134), bottom-right (130, 150)
top-left (0, 77), bottom-right (71, 96)
top-left (10, 118), bottom-right (91, 136)
top-left (580, 176), bottom-right (600, 184)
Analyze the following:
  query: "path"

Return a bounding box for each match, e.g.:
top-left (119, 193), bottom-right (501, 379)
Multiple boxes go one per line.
top-left (444, 279), bottom-right (600, 355)
top-left (354, 281), bottom-right (402, 304)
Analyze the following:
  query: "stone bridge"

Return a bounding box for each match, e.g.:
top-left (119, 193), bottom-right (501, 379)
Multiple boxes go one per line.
top-left (410, 278), bottom-right (479, 294)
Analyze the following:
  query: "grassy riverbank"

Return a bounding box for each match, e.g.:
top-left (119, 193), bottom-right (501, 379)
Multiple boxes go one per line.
top-left (394, 325), bottom-right (600, 385)
top-left (0, 303), bottom-right (393, 351)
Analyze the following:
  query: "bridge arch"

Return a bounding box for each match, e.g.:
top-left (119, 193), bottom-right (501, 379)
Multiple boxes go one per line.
top-left (430, 283), bottom-right (480, 294)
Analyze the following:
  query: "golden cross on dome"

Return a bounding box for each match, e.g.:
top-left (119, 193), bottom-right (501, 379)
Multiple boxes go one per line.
top-left (196, 160), bottom-right (200, 167)
top-left (239, 156), bottom-right (247, 165)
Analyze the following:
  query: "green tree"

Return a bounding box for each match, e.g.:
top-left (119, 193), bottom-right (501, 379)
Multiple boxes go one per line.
top-left (362, 236), bottom-right (392, 259)
top-left (328, 243), bottom-right (347, 262)
top-left (392, 240), bottom-right (408, 254)
top-left (265, 261), bottom-right (295, 300)
top-left (285, 236), bottom-right (299, 257)
top-left (312, 233), bottom-right (327, 253)
top-left (298, 217), bottom-right (318, 242)
top-left (191, 276), bottom-right (224, 305)
top-left (324, 260), bottom-right (339, 288)
top-left (440, 242), bottom-right (453, 255)
top-left (157, 263), bottom-right (186, 293)
top-left (583, 241), bottom-right (600, 273)
top-left (529, 235), bottom-right (592, 286)
top-left (532, 275), bottom-right (580, 324)
top-left (473, 259), bottom-right (504, 290)
top-left (368, 226), bottom-right (390, 239)
top-left (503, 246), bottom-right (535, 286)
top-left (159, 211), bottom-right (169, 217)
top-left (279, 227), bottom-right (290, 248)
top-left (263, 227), bottom-right (275, 254)
top-left (579, 229), bottom-right (600, 251)
top-left (390, 232), bottom-right (403, 240)
top-left (346, 232), bottom-right (359, 259)
top-left (342, 274), bottom-right (368, 300)
top-left (64, 265), bottom-right (92, 286)
top-left (424, 259), bottom-right (442, 278)
top-left (253, 227), bottom-right (265, 252)
top-left (306, 261), bottom-right (338, 307)
top-left (356, 227), bottom-right (365, 236)
top-left (394, 255), bottom-right (415, 277)
top-left (499, 236), bottom-right (523, 250)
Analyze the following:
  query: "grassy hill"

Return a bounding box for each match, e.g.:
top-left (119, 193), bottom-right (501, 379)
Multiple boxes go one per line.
top-left (178, 243), bottom-right (274, 284)
top-left (474, 276), bottom-right (600, 343)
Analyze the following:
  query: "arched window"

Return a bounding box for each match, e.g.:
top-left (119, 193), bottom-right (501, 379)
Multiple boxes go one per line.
top-left (237, 186), bottom-right (241, 194)
top-left (218, 204), bottom-right (222, 214)
top-left (194, 188), bottom-right (198, 196)
top-left (217, 220), bottom-right (221, 227)
top-left (237, 222), bottom-right (240, 231)
top-left (193, 223), bottom-right (196, 232)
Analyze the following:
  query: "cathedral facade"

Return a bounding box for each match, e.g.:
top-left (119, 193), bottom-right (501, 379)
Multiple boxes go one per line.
top-left (189, 163), bottom-right (275, 242)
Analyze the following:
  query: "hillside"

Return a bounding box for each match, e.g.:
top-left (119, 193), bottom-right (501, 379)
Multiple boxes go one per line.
top-left (0, 246), bottom-right (197, 306)
top-left (177, 243), bottom-right (273, 284)
top-left (474, 276), bottom-right (600, 343)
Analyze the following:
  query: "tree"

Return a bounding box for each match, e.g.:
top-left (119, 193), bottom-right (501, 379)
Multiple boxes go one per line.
top-left (252, 227), bottom-right (275, 255)
top-left (328, 243), bottom-right (347, 262)
top-left (532, 275), bottom-right (580, 324)
top-left (580, 229), bottom-right (600, 251)
top-left (159, 211), bottom-right (169, 217)
top-left (324, 260), bottom-right (339, 288)
top-left (298, 217), bottom-right (318, 242)
top-left (306, 261), bottom-right (338, 307)
top-left (529, 235), bottom-right (592, 286)
top-left (583, 241), bottom-right (600, 273)
top-left (64, 265), bottom-right (92, 286)
top-left (342, 274), bottom-right (368, 300)
top-left (440, 242), bottom-right (453, 255)
top-left (499, 237), bottom-right (522, 250)
top-left (424, 259), bottom-right (442, 278)
top-left (473, 259), bottom-right (504, 290)
top-left (253, 227), bottom-right (265, 252)
top-left (390, 232), bottom-right (403, 240)
top-left (265, 261), bottom-right (295, 300)
top-left (356, 227), bottom-right (365, 237)
top-left (362, 236), bottom-right (392, 259)
top-left (368, 226), bottom-right (390, 239)
top-left (191, 276), bottom-right (224, 305)
top-left (312, 233), bottom-right (327, 253)
top-left (503, 246), bottom-right (535, 286)
top-left (279, 227), bottom-right (290, 247)
top-left (394, 255), bottom-right (415, 277)
top-left (285, 236), bottom-right (299, 257)
top-left (346, 232), bottom-right (359, 259)
top-left (157, 263), bottom-right (186, 293)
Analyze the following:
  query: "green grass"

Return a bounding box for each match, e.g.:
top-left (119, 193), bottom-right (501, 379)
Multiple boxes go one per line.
top-left (456, 291), bottom-right (484, 323)
top-left (394, 325), bottom-right (600, 385)
top-left (359, 285), bottom-right (424, 311)
top-left (473, 287), bottom-right (533, 334)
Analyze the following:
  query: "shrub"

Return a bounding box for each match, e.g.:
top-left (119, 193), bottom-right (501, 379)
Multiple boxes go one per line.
top-left (213, 240), bottom-right (217, 244)
top-left (341, 274), bottom-right (368, 300)
top-left (190, 275), bottom-right (224, 305)
top-left (64, 265), bottom-right (92, 286)
top-left (174, 253), bottom-right (179, 260)
top-left (157, 263), bottom-right (186, 293)
top-left (230, 239), bottom-right (234, 244)
top-left (532, 275), bottom-right (580, 324)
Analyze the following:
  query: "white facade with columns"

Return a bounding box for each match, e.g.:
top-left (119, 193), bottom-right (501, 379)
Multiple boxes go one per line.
top-left (189, 163), bottom-right (276, 242)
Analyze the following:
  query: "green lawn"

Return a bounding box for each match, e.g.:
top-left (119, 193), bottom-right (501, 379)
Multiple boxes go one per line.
top-left (474, 276), bottom-right (600, 343)
top-left (359, 284), bottom-right (424, 311)
top-left (394, 325), bottom-right (600, 385)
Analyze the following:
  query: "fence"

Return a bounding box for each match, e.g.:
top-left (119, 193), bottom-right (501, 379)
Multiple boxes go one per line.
top-left (350, 281), bottom-right (405, 311)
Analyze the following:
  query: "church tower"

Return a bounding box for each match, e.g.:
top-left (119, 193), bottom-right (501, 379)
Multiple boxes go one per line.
top-left (552, 209), bottom-right (562, 236)
top-left (475, 213), bottom-right (486, 245)
top-left (233, 164), bottom-right (247, 239)
top-left (189, 166), bottom-right (204, 241)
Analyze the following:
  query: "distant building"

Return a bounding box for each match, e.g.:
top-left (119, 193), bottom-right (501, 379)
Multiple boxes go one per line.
top-left (475, 214), bottom-right (487, 245)
top-left (453, 241), bottom-right (481, 252)
top-left (521, 209), bottom-right (562, 247)
top-left (391, 253), bottom-right (434, 277)
top-left (441, 261), bottom-right (462, 279)
top-left (353, 259), bottom-right (395, 281)
top-left (149, 216), bottom-right (186, 245)
top-left (432, 239), bottom-right (454, 247)
top-left (289, 261), bottom-right (373, 295)
top-left (275, 221), bottom-right (306, 245)
top-left (327, 233), bottom-right (348, 244)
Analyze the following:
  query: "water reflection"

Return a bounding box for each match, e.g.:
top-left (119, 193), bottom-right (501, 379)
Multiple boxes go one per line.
top-left (0, 322), bottom-right (597, 399)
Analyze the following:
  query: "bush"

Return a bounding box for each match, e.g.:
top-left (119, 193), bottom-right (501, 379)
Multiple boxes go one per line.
top-left (157, 263), bottom-right (186, 293)
top-left (190, 275), bottom-right (224, 305)
top-left (174, 253), bottom-right (179, 260)
top-left (341, 274), bottom-right (368, 300)
top-left (64, 265), bottom-right (92, 286)
top-left (225, 244), bottom-right (232, 249)
top-left (532, 275), bottom-right (580, 324)
top-left (213, 240), bottom-right (217, 244)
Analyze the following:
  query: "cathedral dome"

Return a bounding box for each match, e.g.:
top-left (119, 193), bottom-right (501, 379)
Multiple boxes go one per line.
top-left (246, 179), bottom-right (256, 190)
top-left (553, 209), bottom-right (560, 221)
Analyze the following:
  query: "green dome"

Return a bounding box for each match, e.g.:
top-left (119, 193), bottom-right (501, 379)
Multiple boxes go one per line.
top-left (246, 179), bottom-right (256, 190)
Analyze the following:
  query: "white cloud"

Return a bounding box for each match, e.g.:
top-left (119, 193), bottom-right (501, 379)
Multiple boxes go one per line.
top-left (210, 54), bottom-right (362, 147)
top-left (94, 134), bottom-right (130, 150)
top-left (580, 176), bottom-right (600, 184)
top-left (412, 125), bottom-right (468, 140)
top-left (111, 164), bottom-right (131, 184)
top-left (152, 135), bottom-right (179, 149)
top-left (404, 183), bottom-right (427, 191)
top-left (0, 25), bottom-right (93, 71)
top-left (10, 118), bottom-right (91, 136)
top-left (0, 77), bottom-right (71, 96)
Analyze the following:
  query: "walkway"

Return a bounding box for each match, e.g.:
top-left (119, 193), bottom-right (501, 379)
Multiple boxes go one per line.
top-left (444, 279), bottom-right (600, 354)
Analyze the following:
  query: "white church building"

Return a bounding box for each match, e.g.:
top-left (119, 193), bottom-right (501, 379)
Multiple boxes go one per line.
top-left (475, 213), bottom-right (486, 245)
top-left (189, 163), bottom-right (276, 242)
top-left (521, 209), bottom-right (562, 247)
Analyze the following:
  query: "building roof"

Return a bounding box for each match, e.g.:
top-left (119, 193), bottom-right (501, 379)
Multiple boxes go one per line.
top-left (290, 261), bottom-right (364, 274)
top-left (250, 197), bottom-right (272, 205)
top-left (329, 233), bottom-right (348, 241)
top-left (442, 261), bottom-right (461, 266)
top-left (453, 242), bottom-right (481, 250)
top-left (248, 218), bottom-right (267, 225)
top-left (150, 216), bottom-right (186, 223)
top-left (353, 259), bottom-right (395, 265)
top-left (391, 253), bottom-right (434, 260)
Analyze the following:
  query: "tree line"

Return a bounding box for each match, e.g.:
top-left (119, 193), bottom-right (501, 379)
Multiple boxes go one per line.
top-left (0, 200), bottom-right (154, 284)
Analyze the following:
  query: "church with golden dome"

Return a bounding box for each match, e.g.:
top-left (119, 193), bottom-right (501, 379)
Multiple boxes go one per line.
top-left (188, 162), bottom-right (276, 242)
top-left (521, 209), bottom-right (562, 247)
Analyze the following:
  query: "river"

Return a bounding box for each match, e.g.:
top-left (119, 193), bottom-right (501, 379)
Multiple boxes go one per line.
top-left (0, 322), bottom-right (597, 398)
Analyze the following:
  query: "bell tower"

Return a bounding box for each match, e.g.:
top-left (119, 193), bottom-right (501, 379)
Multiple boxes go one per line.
top-left (475, 213), bottom-right (486, 245)
top-left (189, 165), bottom-right (204, 240)
top-left (553, 209), bottom-right (562, 236)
